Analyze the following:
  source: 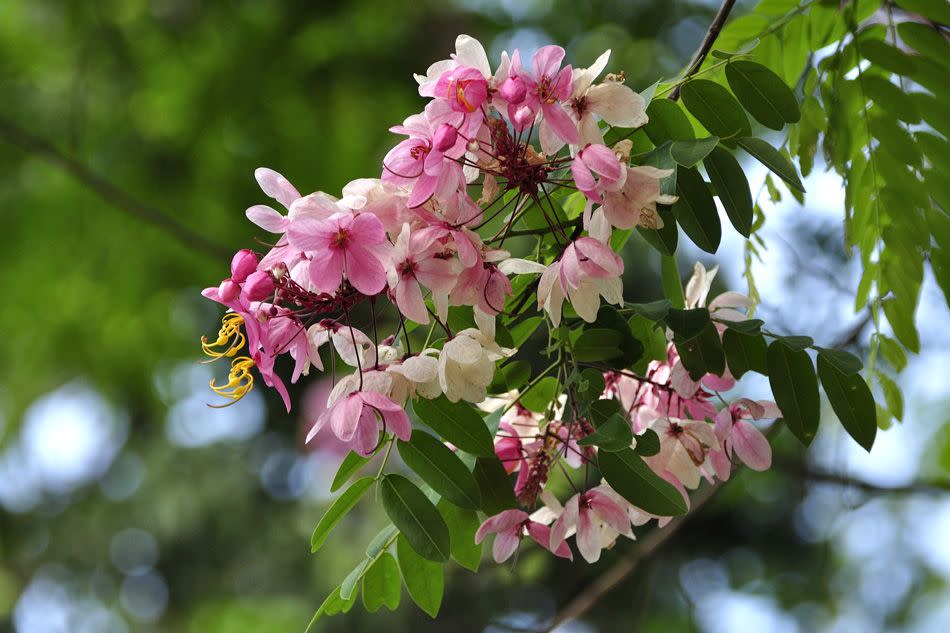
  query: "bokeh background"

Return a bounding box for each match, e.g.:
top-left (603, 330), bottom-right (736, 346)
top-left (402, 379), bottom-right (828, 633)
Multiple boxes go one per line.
top-left (1, 1), bottom-right (949, 632)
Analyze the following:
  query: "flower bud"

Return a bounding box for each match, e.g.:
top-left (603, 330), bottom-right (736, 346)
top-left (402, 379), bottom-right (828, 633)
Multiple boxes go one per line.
top-left (511, 105), bottom-right (535, 129)
top-left (432, 124), bottom-right (458, 152)
top-left (218, 279), bottom-right (241, 303)
top-left (243, 270), bottom-right (275, 301)
top-left (499, 76), bottom-right (527, 104)
top-left (230, 249), bottom-right (258, 283)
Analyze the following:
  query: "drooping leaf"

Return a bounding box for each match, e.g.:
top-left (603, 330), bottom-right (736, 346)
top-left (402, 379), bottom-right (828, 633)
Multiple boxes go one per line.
top-left (644, 98), bottom-right (695, 143)
top-left (680, 79), bottom-right (752, 145)
top-left (898, 21), bottom-right (950, 71)
top-left (737, 137), bottom-right (806, 193)
top-left (520, 376), bottom-right (560, 413)
top-left (704, 146), bottom-right (753, 237)
top-left (882, 298), bottom-right (920, 353)
top-left (725, 60), bottom-right (801, 130)
top-left (578, 413), bottom-right (634, 451)
top-left (664, 307), bottom-right (711, 341)
top-left (380, 475), bottom-right (450, 562)
top-left (398, 432), bottom-right (481, 510)
top-left (723, 329), bottom-right (768, 379)
top-left (588, 306), bottom-right (645, 369)
top-left (331, 451), bottom-right (372, 493)
top-left (675, 322), bottom-right (726, 379)
top-left (817, 356), bottom-right (876, 451)
top-left (815, 347), bottom-right (864, 375)
top-left (634, 428), bottom-right (661, 456)
top-left (860, 39), bottom-right (918, 75)
top-left (341, 558), bottom-right (371, 600)
top-left (362, 552), bottom-right (401, 613)
top-left (766, 342), bottom-right (820, 446)
top-left (673, 166), bottom-right (722, 253)
top-left (670, 136), bottom-right (719, 167)
top-left (626, 299), bottom-right (672, 321)
top-left (637, 204), bottom-right (679, 255)
top-left (876, 371), bottom-right (904, 422)
top-left (305, 586), bottom-right (358, 632)
top-left (412, 396), bottom-right (495, 457)
top-left (472, 457), bottom-right (517, 515)
top-left (598, 448), bottom-right (688, 516)
top-left (311, 476), bottom-right (374, 553)
top-left (574, 328), bottom-right (623, 362)
top-left (661, 255), bottom-right (687, 309)
top-left (776, 335), bottom-right (814, 351)
top-left (437, 500), bottom-right (482, 572)
top-left (396, 535), bottom-right (444, 618)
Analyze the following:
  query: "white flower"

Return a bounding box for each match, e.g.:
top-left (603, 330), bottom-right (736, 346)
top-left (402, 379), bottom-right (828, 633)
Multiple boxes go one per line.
top-left (387, 350), bottom-right (442, 401)
top-left (438, 327), bottom-right (511, 403)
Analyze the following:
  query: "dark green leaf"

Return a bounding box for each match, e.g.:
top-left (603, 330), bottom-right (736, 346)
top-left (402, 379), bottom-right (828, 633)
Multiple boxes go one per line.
top-left (817, 356), bottom-right (876, 451)
top-left (637, 205), bottom-right (679, 256)
top-left (311, 476), bottom-right (373, 553)
top-left (590, 306), bottom-right (645, 369)
top-left (589, 399), bottom-right (625, 427)
top-left (681, 79), bottom-right (752, 144)
top-left (670, 136), bottom-right (719, 167)
top-left (725, 60), bottom-right (801, 130)
top-left (437, 500), bottom-right (482, 572)
top-left (723, 329), bottom-right (768, 379)
top-left (777, 335), bottom-right (814, 351)
top-left (362, 552), bottom-right (401, 613)
top-left (520, 376), bottom-right (559, 413)
top-left (626, 300), bottom-right (672, 321)
top-left (675, 322), bottom-right (726, 380)
top-left (473, 457), bottom-right (517, 515)
top-left (634, 428), bottom-right (661, 456)
top-left (380, 475), bottom-right (450, 562)
top-left (598, 448), bottom-right (688, 515)
top-left (665, 307), bottom-right (711, 341)
top-left (578, 413), bottom-right (634, 451)
top-left (574, 328), bottom-right (623, 362)
top-left (861, 39), bottom-right (918, 75)
top-left (412, 396), bottom-right (495, 457)
top-left (398, 432), bottom-right (481, 510)
top-left (578, 367), bottom-right (607, 402)
top-left (704, 146), bottom-right (754, 237)
top-left (898, 22), bottom-right (950, 71)
top-left (331, 451), bottom-right (372, 493)
top-left (815, 347), bottom-right (864, 375)
top-left (737, 137), bottom-right (806, 193)
top-left (766, 342), bottom-right (820, 446)
top-left (396, 535), bottom-right (444, 618)
top-left (644, 98), bottom-right (695, 143)
top-left (673, 166), bottom-right (722, 253)
top-left (895, 0), bottom-right (950, 25)
top-left (720, 319), bottom-right (764, 335)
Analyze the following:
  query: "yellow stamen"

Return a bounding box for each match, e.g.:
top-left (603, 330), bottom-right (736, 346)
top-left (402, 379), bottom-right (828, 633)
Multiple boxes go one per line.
top-left (201, 313), bottom-right (246, 360)
top-left (208, 356), bottom-right (255, 407)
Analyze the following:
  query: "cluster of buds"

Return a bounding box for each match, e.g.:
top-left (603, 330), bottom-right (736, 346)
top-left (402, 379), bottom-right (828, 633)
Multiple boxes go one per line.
top-left (201, 36), bottom-right (780, 565)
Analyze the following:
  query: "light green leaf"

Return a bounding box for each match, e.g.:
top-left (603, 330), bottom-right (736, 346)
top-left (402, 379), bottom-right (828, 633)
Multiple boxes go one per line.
top-left (577, 413), bottom-right (634, 451)
top-left (311, 476), bottom-right (373, 553)
top-left (680, 79), bottom-right (752, 145)
top-left (644, 98), bottom-right (695, 143)
top-left (396, 535), bottom-right (444, 618)
top-left (362, 552), bottom-right (401, 612)
top-left (670, 136), bottom-right (719, 167)
top-left (330, 451), bottom-right (372, 493)
top-left (437, 500), bottom-right (482, 572)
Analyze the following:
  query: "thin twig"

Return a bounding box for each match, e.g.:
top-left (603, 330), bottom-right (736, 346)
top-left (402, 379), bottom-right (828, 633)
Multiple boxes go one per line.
top-left (667, 0), bottom-right (738, 101)
top-left (0, 114), bottom-right (232, 259)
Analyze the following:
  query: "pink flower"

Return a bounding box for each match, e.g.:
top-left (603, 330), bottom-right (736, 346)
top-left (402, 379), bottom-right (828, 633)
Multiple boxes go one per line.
top-left (571, 143), bottom-right (626, 203)
top-left (550, 488), bottom-right (632, 563)
top-left (602, 165), bottom-right (677, 229)
top-left (307, 390), bottom-right (411, 455)
top-left (537, 236), bottom-right (624, 324)
top-left (387, 224), bottom-right (460, 323)
top-left (711, 399), bottom-right (779, 479)
top-left (434, 65), bottom-right (489, 114)
top-left (286, 212), bottom-right (387, 296)
top-left (510, 46), bottom-right (579, 146)
top-left (382, 109), bottom-right (466, 208)
top-left (569, 51), bottom-right (649, 147)
top-left (647, 417), bottom-right (719, 490)
top-left (475, 509), bottom-right (573, 563)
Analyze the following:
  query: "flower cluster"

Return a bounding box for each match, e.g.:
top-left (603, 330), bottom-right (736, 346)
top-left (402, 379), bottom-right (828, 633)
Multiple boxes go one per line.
top-left (200, 36), bottom-right (779, 565)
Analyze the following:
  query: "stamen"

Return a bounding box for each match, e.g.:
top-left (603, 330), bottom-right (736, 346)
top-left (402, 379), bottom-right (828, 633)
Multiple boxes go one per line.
top-left (208, 356), bottom-right (255, 406)
top-left (201, 313), bottom-right (246, 361)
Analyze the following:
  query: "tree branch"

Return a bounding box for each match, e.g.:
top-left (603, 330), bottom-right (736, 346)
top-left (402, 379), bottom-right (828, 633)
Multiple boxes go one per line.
top-left (668, 0), bottom-right (738, 101)
top-left (0, 114), bottom-right (232, 259)
top-left (778, 461), bottom-right (950, 495)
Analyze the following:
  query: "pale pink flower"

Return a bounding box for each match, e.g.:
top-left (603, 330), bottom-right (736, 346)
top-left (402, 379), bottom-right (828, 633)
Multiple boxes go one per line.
top-left (510, 46), bottom-right (579, 145)
top-left (537, 236), bottom-right (624, 325)
top-left (646, 417), bottom-right (719, 489)
top-left (307, 390), bottom-right (411, 455)
top-left (475, 509), bottom-right (573, 563)
top-left (550, 488), bottom-right (633, 563)
top-left (568, 50), bottom-right (649, 147)
top-left (602, 165), bottom-right (677, 229)
top-left (387, 224), bottom-right (460, 324)
top-left (711, 399), bottom-right (779, 479)
top-left (286, 212), bottom-right (387, 296)
top-left (572, 143), bottom-right (627, 203)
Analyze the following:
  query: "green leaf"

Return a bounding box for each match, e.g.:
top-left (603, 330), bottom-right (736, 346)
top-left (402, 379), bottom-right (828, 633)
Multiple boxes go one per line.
top-left (860, 39), bottom-right (918, 75)
top-left (412, 396), bottom-right (495, 457)
top-left (627, 299), bottom-right (672, 321)
top-left (589, 399), bottom-right (625, 427)
top-left (644, 98), bottom-right (695, 143)
top-left (578, 413), bottom-right (634, 451)
top-left (725, 60), bottom-right (801, 130)
top-left (737, 137), bottom-right (806, 193)
top-left (380, 474), bottom-right (450, 562)
top-left (661, 255), bottom-right (686, 309)
top-left (311, 476), bottom-right (373, 553)
top-left (398, 432), bottom-right (481, 510)
top-left (362, 552), bottom-right (401, 613)
top-left (895, 0), bottom-right (950, 25)
top-left (305, 586), bottom-right (358, 632)
top-left (437, 500), bottom-right (482, 572)
top-left (815, 347), bottom-right (864, 375)
top-left (366, 525), bottom-right (398, 558)
top-left (670, 136), bottom-right (719, 167)
top-left (720, 319), bottom-right (764, 335)
top-left (634, 428), bottom-right (661, 457)
top-left (396, 535), bottom-right (444, 618)
top-left (673, 166), bottom-right (722, 253)
top-left (817, 356), bottom-right (876, 451)
top-left (331, 451), bottom-right (372, 493)
top-left (598, 448), bottom-right (688, 516)
top-left (723, 329), bottom-right (768, 379)
top-left (665, 307), bottom-right (711, 341)
top-left (766, 342), bottom-right (820, 446)
top-left (574, 328), bottom-right (623, 362)
top-left (861, 75), bottom-right (921, 124)
top-left (777, 335), bottom-right (814, 351)
top-left (882, 298), bottom-right (920, 353)
top-left (876, 371), bottom-right (904, 422)
top-left (341, 558), bottom-right (371, 600)
top-left (878, 335), bottom-right (908, 372)
top-left (590, 306), bottom-right (645, 369)
top-left (675, 322), bottom-right (726, 380)
top-left (637, 205), bottom-right (678, 256)
top-left (578, 367), bottom-right (607, 402)
top-left (704, 146), bottom-right (753, 237)
top-left (520, 376), bottom-right (559, 413)
top-left (510, 317), bottom-right (543, 346)
top-left (898, 22), bottom-right (950, 71)
top-left (680, 79), bottom-right (752, 145)
top-left (473, 457), bottom-right (517, 515)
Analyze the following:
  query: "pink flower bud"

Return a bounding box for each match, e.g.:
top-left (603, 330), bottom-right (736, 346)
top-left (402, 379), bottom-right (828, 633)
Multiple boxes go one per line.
top-left (243, 270), bottom-right (275, 301)
top-left (230, 249), bottom-right (258, 283)
top-left (432, 124), bottom-right (458, 152)
top-left (511, 105), bottom-right (535, 129)
top-left (218, 279), bottom-right (241, 303)
top-left (499, 76), bottom-right (527, 104)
